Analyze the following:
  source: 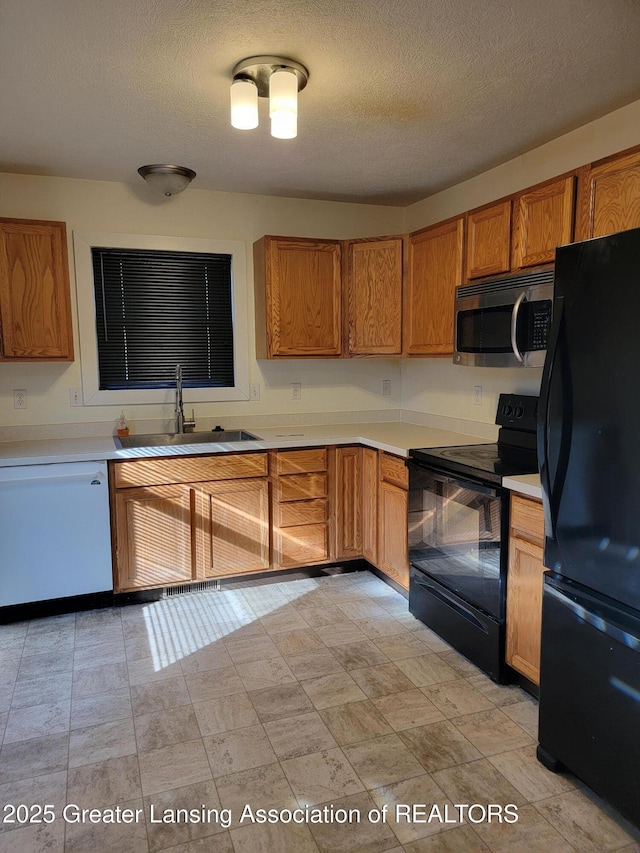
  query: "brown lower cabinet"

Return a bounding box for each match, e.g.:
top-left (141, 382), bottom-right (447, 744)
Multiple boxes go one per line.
top-left (110, 444), bottom-right (410, 593)
top-left (506, 493), bottom-right (546, 685)
top-left (376, 453), bottom-right (409, 590)
top-left (110, 453), bottom-right (270, 592)
top-left (272, 447), bottom-right (331, 570)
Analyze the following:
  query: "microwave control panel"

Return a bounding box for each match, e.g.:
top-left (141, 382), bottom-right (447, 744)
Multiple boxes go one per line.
top-left (527, 300), bottom-right (553, 350)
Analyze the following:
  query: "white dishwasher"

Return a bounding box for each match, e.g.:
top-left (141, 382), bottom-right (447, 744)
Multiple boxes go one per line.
top-left (0, 461), bottom-right (113, 607)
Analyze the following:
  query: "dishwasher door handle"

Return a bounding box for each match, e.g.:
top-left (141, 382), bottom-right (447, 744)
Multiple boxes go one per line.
top-left (0, 471), bottom-right (105, 487)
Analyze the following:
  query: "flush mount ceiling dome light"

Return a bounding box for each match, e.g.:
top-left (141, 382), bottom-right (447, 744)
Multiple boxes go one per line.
top-left (137, 164), bottom-right (196, 197)
top-left (230, 55), bottom-right (309, 139)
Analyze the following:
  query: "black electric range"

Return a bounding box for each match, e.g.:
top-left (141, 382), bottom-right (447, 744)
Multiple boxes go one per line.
top-left (406, 393), bottom-right (539, 683)
top-left (409, 394), bottom-right (539, 486)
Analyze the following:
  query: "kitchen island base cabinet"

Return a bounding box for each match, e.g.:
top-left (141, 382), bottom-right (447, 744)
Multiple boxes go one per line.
top-left (506, 494), bottom-right (545, 685)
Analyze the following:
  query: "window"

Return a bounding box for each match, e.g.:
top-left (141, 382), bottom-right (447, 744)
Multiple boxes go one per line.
top-left (74, 231), bottom-right (249, 406)
top-left (92, 247), bottom-right (234, 390)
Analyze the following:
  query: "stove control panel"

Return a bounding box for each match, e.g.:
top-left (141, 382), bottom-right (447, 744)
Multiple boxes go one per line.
top-left (495, 393), bottom-right (538, 430)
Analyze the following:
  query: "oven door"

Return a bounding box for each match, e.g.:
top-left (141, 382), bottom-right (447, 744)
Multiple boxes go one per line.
top-left (408, 461), bottom-right (505, 619)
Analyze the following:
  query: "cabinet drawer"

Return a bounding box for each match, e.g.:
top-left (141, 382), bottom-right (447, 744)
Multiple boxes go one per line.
top-left (380, 452), bottom-right (408, 489)
top-left (275, 473), bottom-right (328, 503)
top-left (276, 448), bottom-right (327, 475)
top-left (276, 498), bottom-right (328, 528)
top-left (114, 453), bottom-right (268, 488)
top-left (276, 524), bottom-right (329, 567)
top-left (510, 494), bottom-right (544, 543)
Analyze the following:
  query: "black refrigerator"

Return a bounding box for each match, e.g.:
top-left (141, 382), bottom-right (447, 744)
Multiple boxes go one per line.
top-left (537, 227), bottom-right (640, 828)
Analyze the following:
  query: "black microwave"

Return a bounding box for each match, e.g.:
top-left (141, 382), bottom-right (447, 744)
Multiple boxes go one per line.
top-left (454, 268), bottom-right (554, 368)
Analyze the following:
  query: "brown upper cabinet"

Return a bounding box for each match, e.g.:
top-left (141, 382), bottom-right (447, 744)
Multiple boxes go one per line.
top-left (0, 218), bottom-right (74, 361)
top-left (465, 200), bottom-right (512, 280)
top-left (512, 176), bottom-right (575, 269)
top-left (346, 236), bottom-right (403, 355)
top-left (254, 235), bottom-right (342, 358)
top-left (575, 146), bottom-right (640, 241)
top-left (465, 177), bottom-right (576, 282)
top-left (405, 216), bottom-right (464, 356)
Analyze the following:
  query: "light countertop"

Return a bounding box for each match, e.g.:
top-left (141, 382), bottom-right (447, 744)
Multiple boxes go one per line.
top-left (502, 473), bottom-right (542, 500)
top-left (0, 421), bottom-right (492, 468)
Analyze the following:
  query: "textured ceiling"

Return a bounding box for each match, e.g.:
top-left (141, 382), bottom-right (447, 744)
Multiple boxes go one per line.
top-left (2, 0), bottom-right (640, 205)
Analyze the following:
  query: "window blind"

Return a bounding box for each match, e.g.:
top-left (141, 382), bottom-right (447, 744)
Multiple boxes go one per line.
top-left (91, 247), bottom-right (234, 390)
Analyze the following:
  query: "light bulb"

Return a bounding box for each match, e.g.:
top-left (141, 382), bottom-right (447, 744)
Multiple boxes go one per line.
top-left (269, 69), bottom-right (298, 139)
top-left (230, 78), bottom-right (259, 130)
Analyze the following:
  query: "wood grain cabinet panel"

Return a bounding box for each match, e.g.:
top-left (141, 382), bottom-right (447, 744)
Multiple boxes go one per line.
top-left (378, 480), bottom-right (409, 590)
top-left (575, 147), bottom-right (640, 240)
top-left (111, 453), bottom-right (270, 591)
top-left (197, 479), bottom-right (269, 578)
top-left (114, 453), bottom-right (268, 489)
top-left (114, 484), bottom-right (196, 591)
top-left (380, 451), bottom-right (409, 489)
top-left (362, 448), bottom-right (378, 564)
top-left (271, 447), bottom-right (333, 571)
top-left (506, 495), bottom-right (545, 685)
top-left (0, 218), bottom-right (74, 360)
top-left (405, 217), bottom-right (464, 356)
top-left (275, 523), bottom-right (329, 568)
top-left (335, 446), bottom-right (363, 559)
top-left (254, 236), bottom-right (342, 358)
top-left (275, 448), bottom-right (327, 475)
top-left (512, 177), bottom-right (575, 269)
top-left (465, 201), bottom-right (512, 281)
top-left (346, 237), bottom-right (403, 355)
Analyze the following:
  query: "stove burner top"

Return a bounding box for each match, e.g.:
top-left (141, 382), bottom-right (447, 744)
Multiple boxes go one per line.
top-left (438, 446), bottom-right (503, 462)
top-left (408, 442), bottom-right (537, 485)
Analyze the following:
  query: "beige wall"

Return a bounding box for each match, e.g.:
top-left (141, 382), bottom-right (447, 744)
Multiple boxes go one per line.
top-left (0, 174), bottom-right (405, 432)
top-left (401, 97), bottom-right (640, 426)
top-left (2, 96), bottom-right (639, 435)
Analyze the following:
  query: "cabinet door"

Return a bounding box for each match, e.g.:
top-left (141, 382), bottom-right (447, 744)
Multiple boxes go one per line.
top-left (114, 484), bottom-right (196, 591)
top-left (512, 176), bottom-right (575, 269)
top-left (465, 201), bottom-right (512, 280)
top-left (362, 447), bottom-right (378, 564)
top-left (197, 479), bottom-right (270, 578)
top-left (405, 217), bottom-right (464, 356)
top-left (575, 148), bottom-right (640, 240)
top-left (0, 218), bottom-right (74, 360)
top-left (254, 236), bottom-right (342, 357)
top-left (335, 446), bottom-right (363, 559)
top-left (378, 481), bottom-right (409, 590)
top-left (346, 237), bottom-right (403, 355)
top-left (506, 534), bottom-right (545, 685)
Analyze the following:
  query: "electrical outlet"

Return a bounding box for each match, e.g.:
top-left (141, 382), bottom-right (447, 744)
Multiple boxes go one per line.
top-left (69, 387), bottom-right (83, 407)
top-left (473, 385), bottom-right (483, 406)
top-left (290, 382), bottom-right (301, 401)
top-left (13, 389), bottom-right (27, 409)
top-left (381, 379), bottom-right (392, 397)
top-left (249, 383), bottom-right (260, 401)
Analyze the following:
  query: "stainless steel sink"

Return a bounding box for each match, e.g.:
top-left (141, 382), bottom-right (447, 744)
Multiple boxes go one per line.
top-left (115, 430), bottom-right (259, 449)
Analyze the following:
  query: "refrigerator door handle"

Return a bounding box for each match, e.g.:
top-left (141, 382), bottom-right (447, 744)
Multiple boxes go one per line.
top-left (510, 291), bottom-right (526, 363)
top-left (538, 296), bottom-right (571, 538)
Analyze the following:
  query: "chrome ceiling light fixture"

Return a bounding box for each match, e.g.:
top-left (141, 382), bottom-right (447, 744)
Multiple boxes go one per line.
top-left (230, 56), bottom-right (309, 139)
top-left (137, 164), bottom-right (196, 197)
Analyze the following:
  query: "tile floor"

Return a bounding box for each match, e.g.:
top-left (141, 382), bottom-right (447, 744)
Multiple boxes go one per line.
top-left (1, 569), bottom-right (639, 852)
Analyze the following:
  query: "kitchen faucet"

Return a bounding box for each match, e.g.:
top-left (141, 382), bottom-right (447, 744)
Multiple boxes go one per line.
top-left (174, 364), bottom-right (195, 433)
